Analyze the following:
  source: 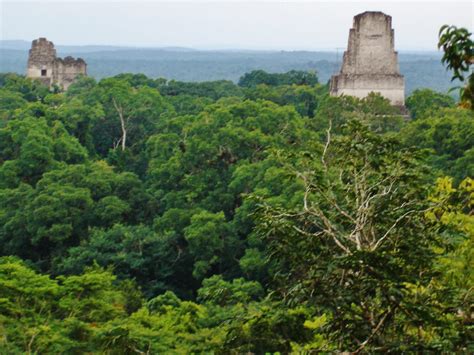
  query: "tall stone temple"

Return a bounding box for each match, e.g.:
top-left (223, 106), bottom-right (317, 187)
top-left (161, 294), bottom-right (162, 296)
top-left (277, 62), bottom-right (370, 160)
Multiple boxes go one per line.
top-left (26, 38), bottom-right (87, 90)
top-left (330, 11), bottom-right (405, 106)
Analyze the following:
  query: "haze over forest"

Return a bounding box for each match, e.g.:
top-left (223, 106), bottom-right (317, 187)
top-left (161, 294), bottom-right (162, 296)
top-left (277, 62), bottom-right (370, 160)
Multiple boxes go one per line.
top-left (0, 40), bottom-right (457, 94)
top-left (2, 1), bottom-right (470, 93)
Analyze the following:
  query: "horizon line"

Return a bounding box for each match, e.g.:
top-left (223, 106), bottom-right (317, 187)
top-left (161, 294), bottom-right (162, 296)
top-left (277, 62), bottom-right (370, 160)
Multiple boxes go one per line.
top-left (0, 39), bottom-right (442, 53)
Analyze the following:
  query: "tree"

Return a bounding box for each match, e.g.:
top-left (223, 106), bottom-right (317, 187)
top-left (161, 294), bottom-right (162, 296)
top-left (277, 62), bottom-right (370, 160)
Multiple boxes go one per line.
top-left (0, 73), bottom-right (49, 102)
top-left (255, 121), bottom-right (449, 351)
top-left (0, 89), bottom-right (27, 120)
top-left (0, 160), bottom-right (149, 267)
top-left (0, 256), bottom-right (229, 353)
top-left (56, 224), bottom-right (179, 298)
top-left (406, 88), bottom-right (455, 119)
top-left (438, 25), bottom-right (474, 108)
top-left (65, 75), bottom-right (97, 99)
top-left (0, 117), bottom-right (87, 187)
top-left (93, 78), bottom-right (173, 153)
top-left (400, 107), bottom-right (474, 182)
top-left (197, 275), bottom-right (263, 306)
top-left (238, 70), bottom-right (319, 88)
top-left (0, 257), bottom-right (130, 353)
top-left (313, 93), bottom-right (404, 136)
top-left (243, 83), bottom-right (327, 117)
top-left (158, 79), bottom-right (243, 100)
top-left (184, 211), bottom-right (229, 280)
top-left (145, 99), bottom-right (316, 289)
top-left (46, 97), bottom-right (104, 155)
top-left (223, 301), bottom-right (317, 353)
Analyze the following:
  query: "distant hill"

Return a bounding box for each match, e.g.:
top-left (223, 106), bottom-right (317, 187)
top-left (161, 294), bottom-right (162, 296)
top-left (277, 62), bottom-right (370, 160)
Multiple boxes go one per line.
top-left (0, 42), bottom-right (454, 95)
top-left (0, 40), bottom-right (33, 50)
top-left (0, 40), bottom-right (196, 53)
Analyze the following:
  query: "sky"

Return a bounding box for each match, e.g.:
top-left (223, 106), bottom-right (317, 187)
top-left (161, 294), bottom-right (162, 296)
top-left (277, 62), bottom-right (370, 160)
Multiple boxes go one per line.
top-left (1, 0), bottom-right (472, 50)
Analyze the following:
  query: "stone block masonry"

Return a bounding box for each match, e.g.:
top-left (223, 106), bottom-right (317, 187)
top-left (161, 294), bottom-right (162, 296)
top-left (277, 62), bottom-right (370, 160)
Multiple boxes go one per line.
top-left (330, 12), bottom-right (405, 106)
top-left (27, 38), bottom-right (87, 90)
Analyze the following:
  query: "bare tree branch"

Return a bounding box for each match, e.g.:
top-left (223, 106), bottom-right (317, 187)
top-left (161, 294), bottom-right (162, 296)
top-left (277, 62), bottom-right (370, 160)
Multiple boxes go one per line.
top-left (112, 97), bottom-right (128, 151)
top-left (372, 209), bottom-right (418, 250)
top-left (321, 119), bottom-right (332, 171)
top-left (354, 308), bottom-right (392, 353)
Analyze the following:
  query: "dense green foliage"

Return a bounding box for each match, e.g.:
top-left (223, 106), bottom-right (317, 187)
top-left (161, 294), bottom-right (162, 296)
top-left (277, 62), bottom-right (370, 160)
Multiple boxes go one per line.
top-left (0, 66), bottom-right (472, 352)
top-left (438, 25), bottom-right (474, 108)
top-left (406, 88), bottom-right (455, 119)
top-left (238, 69), bottom-right (319, 87)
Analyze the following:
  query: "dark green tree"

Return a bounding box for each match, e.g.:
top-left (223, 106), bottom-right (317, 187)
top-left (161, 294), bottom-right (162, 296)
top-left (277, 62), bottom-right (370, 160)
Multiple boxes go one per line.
top-left (438, 25), bottom-right (474, 108)
top-left (406, 88), bottom-right (455, 119)
top-left (255, 121), bottom-right (452, 351)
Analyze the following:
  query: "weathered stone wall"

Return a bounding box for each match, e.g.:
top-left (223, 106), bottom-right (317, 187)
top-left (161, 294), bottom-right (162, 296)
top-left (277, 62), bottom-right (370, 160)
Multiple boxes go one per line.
top-left (54, 56), bottom-right (87, 90)
top-left (330, 12), bottom-right (405, 106)
top-left (27, 38), bottom-right (56, 87)
top-left (26, 38), bottom-right (87, 90)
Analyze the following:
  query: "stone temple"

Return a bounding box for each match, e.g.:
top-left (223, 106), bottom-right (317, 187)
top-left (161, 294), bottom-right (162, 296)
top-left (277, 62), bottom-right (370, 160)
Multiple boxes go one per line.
top-left (330, 11), bottom-right (405, 106)
top-left (27, 38), bottom-right (87, 90)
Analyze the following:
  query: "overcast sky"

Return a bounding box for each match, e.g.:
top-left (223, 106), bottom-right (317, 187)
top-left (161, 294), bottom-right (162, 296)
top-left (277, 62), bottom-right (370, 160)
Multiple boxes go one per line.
top-left (1, 0), bottom-right (472, 50)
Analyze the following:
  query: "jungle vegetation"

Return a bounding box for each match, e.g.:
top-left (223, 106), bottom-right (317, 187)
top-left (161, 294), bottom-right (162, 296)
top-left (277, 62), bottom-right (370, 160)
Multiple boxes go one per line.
top-left (0, 27), bottom-right (472, 353)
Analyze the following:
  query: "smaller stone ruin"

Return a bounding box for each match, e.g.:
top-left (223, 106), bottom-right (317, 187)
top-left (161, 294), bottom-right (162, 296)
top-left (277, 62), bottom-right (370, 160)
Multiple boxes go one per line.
top-left (27, 38), bottom-right (87, 90)
top-left (330, 12), bottom-right (405, 106)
